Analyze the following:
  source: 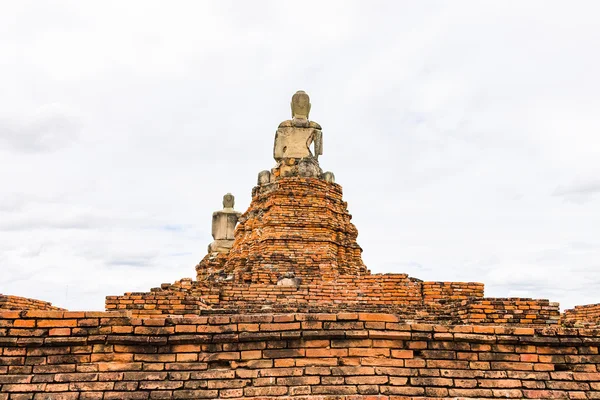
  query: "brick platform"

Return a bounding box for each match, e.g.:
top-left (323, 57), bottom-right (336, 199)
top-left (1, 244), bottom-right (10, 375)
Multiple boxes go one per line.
top-left (1, 310), bottom-right (600, 399)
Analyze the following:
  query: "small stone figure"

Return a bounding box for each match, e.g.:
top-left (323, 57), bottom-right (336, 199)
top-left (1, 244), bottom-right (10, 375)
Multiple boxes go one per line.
top-left (257, 170), bottom-right (271, 185)
top-left (208, 193), bottom-right (241, 253)
top-left (322, 171), bottom-right (335, 183)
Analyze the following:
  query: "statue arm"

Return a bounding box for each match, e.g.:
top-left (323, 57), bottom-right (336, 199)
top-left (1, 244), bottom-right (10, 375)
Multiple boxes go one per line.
top-left (273, 130), bottom-right (279, 161)
top-left (273, 127), bottom-right (289, 161)
top-left (313, 129), bottom-right (323, 158)
top-left (211, 212), bottom-right (218, 240)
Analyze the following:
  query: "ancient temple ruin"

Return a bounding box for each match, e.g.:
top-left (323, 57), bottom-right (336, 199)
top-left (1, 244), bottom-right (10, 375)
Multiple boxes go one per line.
top-left (104, 91), bottom-right (566, 325)
top-left (1, 91), bottom-right (600, 399)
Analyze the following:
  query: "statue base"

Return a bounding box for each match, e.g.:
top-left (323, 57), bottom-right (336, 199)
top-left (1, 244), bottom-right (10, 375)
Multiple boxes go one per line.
top-left (274, 157), bottom-right (322, 179)
top-left (208, 239), bottom-right (235, 254)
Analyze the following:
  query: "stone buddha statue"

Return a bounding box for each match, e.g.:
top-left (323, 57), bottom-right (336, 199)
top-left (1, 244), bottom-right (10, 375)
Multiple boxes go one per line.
top-left (270, 91), bottom-right (328, 179)
top-left (273, 91), bottom-right (323, 162)
top-left (207, 193), bottom-right (241, 253)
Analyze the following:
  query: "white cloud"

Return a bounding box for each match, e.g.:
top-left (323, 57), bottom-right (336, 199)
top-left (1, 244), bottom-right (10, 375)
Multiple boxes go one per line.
top-left (1, 1), bottom-right (599, 310)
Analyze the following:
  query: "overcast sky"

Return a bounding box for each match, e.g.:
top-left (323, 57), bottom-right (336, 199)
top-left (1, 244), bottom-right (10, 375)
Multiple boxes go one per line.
top-left (1, 1), bottom-right (599, 311)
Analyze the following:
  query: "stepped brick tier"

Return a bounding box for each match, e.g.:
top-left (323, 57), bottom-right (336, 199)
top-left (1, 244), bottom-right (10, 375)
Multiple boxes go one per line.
top-left (106, 278), bottom-right (564, 327)
top-left (0, 294), bottom-right (64, 311)
top-left (2, 91), bottom-right (600, 398)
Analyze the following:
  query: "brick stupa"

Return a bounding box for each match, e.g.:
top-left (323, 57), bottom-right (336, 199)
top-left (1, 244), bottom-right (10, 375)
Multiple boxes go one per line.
top-left (197, 90), bottom-right (366, 285)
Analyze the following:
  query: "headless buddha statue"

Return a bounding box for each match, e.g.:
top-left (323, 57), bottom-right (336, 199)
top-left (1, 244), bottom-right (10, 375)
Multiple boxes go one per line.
top-left (272, 91), bottom-right (325, 179)
top-left (207, 193), bottom-right (241, 254)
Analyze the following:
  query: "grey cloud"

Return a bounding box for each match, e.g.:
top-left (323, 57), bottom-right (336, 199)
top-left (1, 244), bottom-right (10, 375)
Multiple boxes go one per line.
top-left (0, 104), bottom-right (81, 153)
top-left (0, 193), bottom-right (28, 212)
top-left (0, 264), bottom-right (45, 287)
top-left (77, 246), bottom-right (161, 267)
top-left (17, 246), bottom-right (45, 259)
top-left (553, 180), bottom-right (600, 200)
top-left (569, 241), bottom-right (600, 251)
top-left (0, 193), bottom-right (69, 214)
top-left (154, 224), bottom-right (188, 232)
top-left (0, 218), bottom-right (95, 232)
top-left (0, 209), bottom-right (162, 232)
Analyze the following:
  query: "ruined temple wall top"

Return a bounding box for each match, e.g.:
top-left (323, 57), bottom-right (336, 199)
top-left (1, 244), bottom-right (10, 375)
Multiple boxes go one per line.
top-left (0, 293), bottom-right (64, 311)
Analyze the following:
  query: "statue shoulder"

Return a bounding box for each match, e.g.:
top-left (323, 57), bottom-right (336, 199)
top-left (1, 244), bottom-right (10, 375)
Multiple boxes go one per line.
top-left (278, 119), bottom-right (320, 129)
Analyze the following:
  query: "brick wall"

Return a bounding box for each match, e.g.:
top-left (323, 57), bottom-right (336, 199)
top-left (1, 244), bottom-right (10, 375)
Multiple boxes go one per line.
top-left (421, 282), bottom-right (484, 303)
top-left (104, 291), bottom-right (212, 318)
top-left (216, 274), bottom-right (425, 308)
top-left (458, 298), bottom-right (561, 326)
top-left (0, 294), bottom-right (63, 311)
top-left (1, 310), bottom-right (599, 399)
top-left (107, 275), bottom-right (492, 321)
top-left (563, 303), bottom-right (600, 327)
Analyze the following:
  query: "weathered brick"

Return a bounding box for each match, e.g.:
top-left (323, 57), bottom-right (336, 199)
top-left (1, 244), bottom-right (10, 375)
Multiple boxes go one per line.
top-left (243, 386), bottom-right (287, 396)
